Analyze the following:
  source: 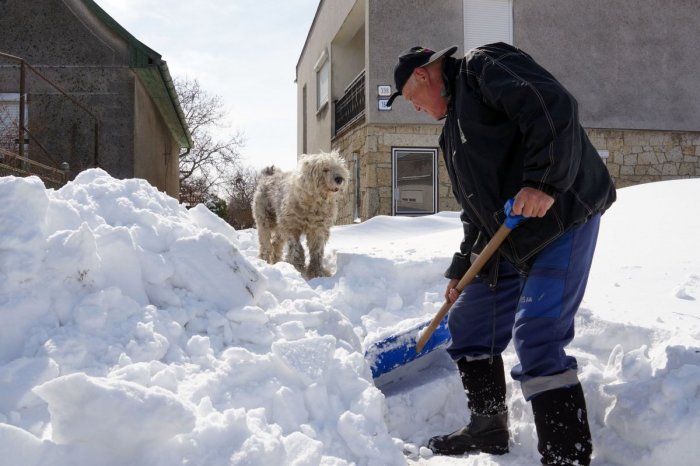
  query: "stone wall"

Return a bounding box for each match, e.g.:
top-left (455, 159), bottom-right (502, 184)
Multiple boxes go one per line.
top-left (333, 122), bottom-right (459, 225)
top-left (332, 123), bottom-right (700, 225)
top-left (587, 128), bottom-right (700, 188)
top-left (0, 0), bottom-right (184, 195)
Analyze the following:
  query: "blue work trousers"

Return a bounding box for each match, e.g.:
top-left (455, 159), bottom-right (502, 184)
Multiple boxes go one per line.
top-left (446, 215), bottom-right (601, 400)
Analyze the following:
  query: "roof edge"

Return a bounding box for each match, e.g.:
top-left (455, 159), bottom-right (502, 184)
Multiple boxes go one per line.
top-left (158, 62), bottom-right (193, 148)
top-left (81, 0), bottom-right (162, 67)
top-left (81, 0), bottom-right (191, 148)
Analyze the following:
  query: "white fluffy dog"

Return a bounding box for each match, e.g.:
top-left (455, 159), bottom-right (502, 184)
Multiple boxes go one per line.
top-left (253, 151), bottom-right (349, 278)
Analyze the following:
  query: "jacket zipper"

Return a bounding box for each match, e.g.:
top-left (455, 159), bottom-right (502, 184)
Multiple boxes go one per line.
top-left (446, 116), bottom-right (529, 276)
top-left (450, 147), bottom-right (493, 237)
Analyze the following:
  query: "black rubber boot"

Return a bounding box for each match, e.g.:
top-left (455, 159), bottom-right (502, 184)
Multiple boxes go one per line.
top-left (459, 355), bottom-right (508, 416)
top-left (428, 412), bottom-right (509, 455)
top-left (531, 383), bottom-right (593, 465)
top-left (428, 356), bottom-right (509, 455)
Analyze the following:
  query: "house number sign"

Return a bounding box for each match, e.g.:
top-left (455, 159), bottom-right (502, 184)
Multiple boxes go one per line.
top-left (377, 85), bottom-right (392, 96)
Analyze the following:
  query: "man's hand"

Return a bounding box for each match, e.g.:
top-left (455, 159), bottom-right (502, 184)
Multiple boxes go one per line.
top-left (445, 278), bottom-right (459, 303)
top-left (511, 187), bottom-right (554, 218)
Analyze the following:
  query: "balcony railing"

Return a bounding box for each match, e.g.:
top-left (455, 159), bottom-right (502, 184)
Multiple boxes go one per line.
top-left (334, 70), bottom-right (365, 135)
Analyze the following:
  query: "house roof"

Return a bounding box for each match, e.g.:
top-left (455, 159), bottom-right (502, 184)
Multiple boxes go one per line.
top-left (82, 0), bottom-right (192, 149)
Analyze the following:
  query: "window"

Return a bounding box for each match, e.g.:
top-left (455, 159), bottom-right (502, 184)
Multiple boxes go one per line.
top-left (314, 49), bottom-right (329, 111)
top-left (0, 93), bottom-right (25, 154)
top-left (463, 0), bottom-right (513, 51)
top-left (392, 148), bottom-right (438, 215)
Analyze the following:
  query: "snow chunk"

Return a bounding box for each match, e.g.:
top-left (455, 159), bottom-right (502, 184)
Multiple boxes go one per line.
top-left (33, 373), bottom-right (194, 452)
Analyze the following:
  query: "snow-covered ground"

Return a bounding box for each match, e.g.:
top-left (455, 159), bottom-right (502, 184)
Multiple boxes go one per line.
top-left (0, 169), bottom-right (698, 465)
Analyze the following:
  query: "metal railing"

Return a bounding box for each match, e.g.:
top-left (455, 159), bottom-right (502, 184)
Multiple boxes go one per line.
top-left (0, 147), bottom-right (68, 188)
top-left (0, 50), bottom-right (100, 186)
top-left (334, 70), bottom-right (365, 135)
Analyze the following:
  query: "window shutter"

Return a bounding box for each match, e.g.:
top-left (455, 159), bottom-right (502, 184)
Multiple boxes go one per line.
top-left (314, 49), bottom-right (329, 110)
top-left (463, 0), bottom-right (513, 52)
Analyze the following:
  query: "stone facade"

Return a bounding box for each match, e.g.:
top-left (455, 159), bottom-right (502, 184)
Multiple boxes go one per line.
top-left (0, 0), bottom-right (189, 196)
top-left (332, 120), bottom-right (459, 224)
top-left (587, 128), bottom-right (700, 188)
top-left (332, 121), bottom-right (700, 225)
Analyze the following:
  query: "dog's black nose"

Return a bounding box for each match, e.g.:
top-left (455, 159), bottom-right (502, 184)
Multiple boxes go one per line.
top-left (334, 176), bottom-right (344, 184)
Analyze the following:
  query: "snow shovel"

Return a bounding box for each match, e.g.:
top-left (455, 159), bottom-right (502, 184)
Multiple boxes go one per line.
top-left (366, 315), bottom-right (452, 380)
top-left (365, 199), bottom-right (525, 380)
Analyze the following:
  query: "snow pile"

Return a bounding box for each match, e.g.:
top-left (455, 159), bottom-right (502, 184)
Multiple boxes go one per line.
top-left (0, 169), bottom-right (699, 466)
top-left (0, 169), bottom-right (402, 466)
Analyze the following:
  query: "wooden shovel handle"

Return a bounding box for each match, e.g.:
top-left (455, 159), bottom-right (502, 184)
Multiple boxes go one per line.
top-left (415, 223), bottom-right (513, 353)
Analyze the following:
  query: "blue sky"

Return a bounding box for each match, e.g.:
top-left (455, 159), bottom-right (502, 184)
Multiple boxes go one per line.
top-left (95, 0), bottom-right (319, 171)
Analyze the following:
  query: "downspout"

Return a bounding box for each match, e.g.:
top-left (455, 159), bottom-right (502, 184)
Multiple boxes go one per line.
top-left (352, 152), bottom-right (361, 223)
top-left (19, 61), bottom-right (25, 158)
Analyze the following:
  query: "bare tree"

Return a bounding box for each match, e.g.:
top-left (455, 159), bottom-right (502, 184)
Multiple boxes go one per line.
top-left (225, 166), bottom-right (258, 229)
top-left (175, 77), bottom-right (244, 194)
top-left (179, 176), bottom-right (210, 209)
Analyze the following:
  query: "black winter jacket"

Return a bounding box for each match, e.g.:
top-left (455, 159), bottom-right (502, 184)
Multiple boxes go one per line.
top-left (441, 43), bottom-right (616, 279)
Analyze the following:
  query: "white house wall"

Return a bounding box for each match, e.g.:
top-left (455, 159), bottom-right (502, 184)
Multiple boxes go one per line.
top-left (367, 0), bottom-right (464, 126)
top-left (296, 0), bottom-right (359, 156)
top-left (514, 0), bottom-right (700, 132)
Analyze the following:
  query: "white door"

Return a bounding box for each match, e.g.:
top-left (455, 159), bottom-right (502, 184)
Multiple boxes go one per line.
top-left (463, 0), bottom-right (513, 52)
top-left (392, 148), bottom-right (438, 216)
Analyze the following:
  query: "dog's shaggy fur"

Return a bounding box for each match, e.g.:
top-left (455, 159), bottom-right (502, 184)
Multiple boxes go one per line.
top-left (252, 151), bottom-right (349, 278)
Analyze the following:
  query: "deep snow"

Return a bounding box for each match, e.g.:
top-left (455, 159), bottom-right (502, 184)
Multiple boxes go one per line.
top-left (0, 169), bottom-right (698, 465)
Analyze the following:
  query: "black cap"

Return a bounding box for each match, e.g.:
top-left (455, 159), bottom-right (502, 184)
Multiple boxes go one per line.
top-left (386, 45), bottom-right (458, 107)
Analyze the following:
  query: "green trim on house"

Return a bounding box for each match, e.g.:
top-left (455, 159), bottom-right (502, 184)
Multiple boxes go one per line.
top-left (133, 65), bottom-right (192, 149)
top-left (81, 0), bottom-right (192, 148)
